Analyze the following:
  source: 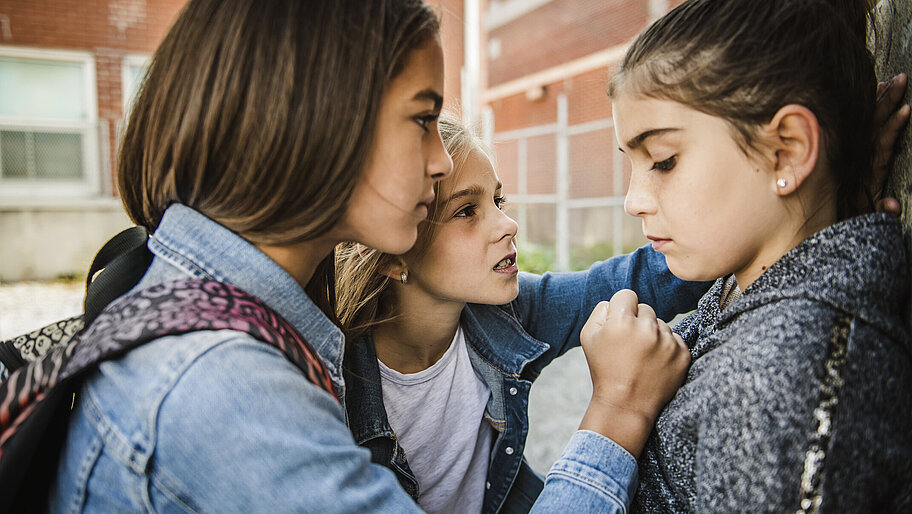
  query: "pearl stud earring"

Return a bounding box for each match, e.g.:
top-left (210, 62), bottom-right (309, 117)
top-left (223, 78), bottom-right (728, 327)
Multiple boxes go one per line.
top-left (776, 178), bottom-right (787, 188)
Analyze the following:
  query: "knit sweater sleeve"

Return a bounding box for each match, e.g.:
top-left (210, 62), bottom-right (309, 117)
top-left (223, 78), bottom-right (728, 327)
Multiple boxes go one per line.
top-left (685, 306), bottom-right (826, 513)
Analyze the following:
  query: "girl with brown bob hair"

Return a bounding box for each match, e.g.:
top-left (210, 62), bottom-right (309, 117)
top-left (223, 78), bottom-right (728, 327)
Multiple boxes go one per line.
top-left (41, 0), bottom-right (701, 511)
top-left (49, 0), bottom-right (459, 509)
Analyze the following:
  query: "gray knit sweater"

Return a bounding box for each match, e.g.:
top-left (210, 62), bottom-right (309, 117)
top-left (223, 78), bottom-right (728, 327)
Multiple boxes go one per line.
top-left (633, 213), bottom-right (912, 513)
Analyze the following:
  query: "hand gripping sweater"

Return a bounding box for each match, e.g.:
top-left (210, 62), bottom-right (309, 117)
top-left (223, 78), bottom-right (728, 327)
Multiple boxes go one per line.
top-left (633, 213), bottom-right (912, 513)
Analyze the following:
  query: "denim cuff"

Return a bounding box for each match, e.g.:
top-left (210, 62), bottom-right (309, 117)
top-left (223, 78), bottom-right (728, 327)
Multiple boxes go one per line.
top-left (546, 430), bottom-right (638, 508)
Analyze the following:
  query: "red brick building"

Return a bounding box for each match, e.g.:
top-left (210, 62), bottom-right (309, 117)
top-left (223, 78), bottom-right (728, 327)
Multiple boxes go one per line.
top-left (0, 0), bottom-right (465, 280)
top-left (0, 0), bottom-right (677, 279)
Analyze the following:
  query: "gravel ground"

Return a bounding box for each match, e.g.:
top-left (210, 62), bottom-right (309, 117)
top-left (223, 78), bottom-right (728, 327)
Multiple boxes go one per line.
top-left (0, 280), bottom-right (590, 474)
top-left (0, 281), bottom-right (85, 341)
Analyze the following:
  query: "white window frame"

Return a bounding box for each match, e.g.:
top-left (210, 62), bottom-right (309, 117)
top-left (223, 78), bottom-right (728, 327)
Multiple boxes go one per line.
top-left (0, 45), bottom-right (100, 202)
top-left (121, 54), bottom-right (150, 116)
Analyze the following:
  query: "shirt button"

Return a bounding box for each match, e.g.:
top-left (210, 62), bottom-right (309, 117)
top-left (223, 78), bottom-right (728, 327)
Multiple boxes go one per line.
top-left (509, 387), bottom-right (518, 395)
top-left (505, 446), bottom-right (514, 455)
top-left (486, 482), bottom-right (491, 490)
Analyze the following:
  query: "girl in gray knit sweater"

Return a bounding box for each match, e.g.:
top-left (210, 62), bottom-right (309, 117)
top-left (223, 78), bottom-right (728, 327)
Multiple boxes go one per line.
top-left (606, 0), bottom-right (912, 512)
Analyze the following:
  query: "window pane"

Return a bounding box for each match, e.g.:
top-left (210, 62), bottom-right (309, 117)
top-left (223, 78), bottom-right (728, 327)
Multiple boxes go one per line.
top-left (34, 132), bottom-right (82, 178)
top-left (124, 62), bottom-right (148, 109)
top-left (0, 131), bottom-right (27, 178)
top-left (0, 58), bottom-right (86, 120)
top-left (0, 130), bottom-right (83, 179)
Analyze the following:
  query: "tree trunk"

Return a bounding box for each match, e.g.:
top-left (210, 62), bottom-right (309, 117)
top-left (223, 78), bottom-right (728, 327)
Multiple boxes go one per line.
top-left (873, 0), bottom-right (912, 322)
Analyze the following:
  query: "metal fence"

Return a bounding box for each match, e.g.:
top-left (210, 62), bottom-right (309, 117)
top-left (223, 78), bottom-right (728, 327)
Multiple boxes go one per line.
top-left (488, 93), bottom-right (643, 271)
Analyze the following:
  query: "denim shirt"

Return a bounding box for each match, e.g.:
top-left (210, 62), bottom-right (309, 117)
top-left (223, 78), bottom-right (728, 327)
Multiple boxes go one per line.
top-left (47, 204), bottom-right (706, 512)
top-left (344, 245), bottom-right (711, 513)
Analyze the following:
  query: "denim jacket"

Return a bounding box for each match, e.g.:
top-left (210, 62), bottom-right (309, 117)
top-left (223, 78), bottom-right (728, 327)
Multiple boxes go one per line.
top-left (344, 245), bottom-right (711, 513)
top-left (47, 204), bottom-right (706, 512)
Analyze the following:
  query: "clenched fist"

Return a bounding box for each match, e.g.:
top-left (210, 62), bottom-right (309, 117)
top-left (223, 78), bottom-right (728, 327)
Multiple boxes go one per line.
top-left (578, 289), bottom-right (690, 458)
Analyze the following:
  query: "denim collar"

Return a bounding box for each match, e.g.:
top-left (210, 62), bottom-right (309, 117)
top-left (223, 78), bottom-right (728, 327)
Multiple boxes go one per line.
top-left (343, 332), bottom-right (394, 443)
top-left (148, 204), bottom-right (346, 389)
top-left (461, 303), bottom-right (550, 376)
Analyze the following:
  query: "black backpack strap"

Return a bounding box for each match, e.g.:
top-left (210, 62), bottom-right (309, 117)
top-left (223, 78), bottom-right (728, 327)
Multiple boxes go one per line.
top-left (0, 278), bottom-right (336, 511)
top-left (0, 337), bottom-right (25, 371)
top-left (0, 226), bottom-right (152, 374)
top-left (83, 225), bottom-right (152, 325)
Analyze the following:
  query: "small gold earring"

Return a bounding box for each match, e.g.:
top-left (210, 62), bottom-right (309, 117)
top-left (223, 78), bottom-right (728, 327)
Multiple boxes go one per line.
top-left (776, 178), bottom-right (787, 188)
top-left (400, 271), bottom-right (408, 285)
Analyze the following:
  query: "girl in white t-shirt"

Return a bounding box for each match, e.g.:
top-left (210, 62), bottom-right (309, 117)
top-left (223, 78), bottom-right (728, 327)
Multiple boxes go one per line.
top-left (335, 112), bottom-right (700, 513)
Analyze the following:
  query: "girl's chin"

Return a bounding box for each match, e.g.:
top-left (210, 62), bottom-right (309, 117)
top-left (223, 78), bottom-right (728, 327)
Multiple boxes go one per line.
top-left (498, 284), bottom-right (521, 305)
top-left (370, 230), bottom-right (419, 256)
top-left (668, 263), bottom-right (720, 283)
top-left (474, 285), bottom-right (520, 307)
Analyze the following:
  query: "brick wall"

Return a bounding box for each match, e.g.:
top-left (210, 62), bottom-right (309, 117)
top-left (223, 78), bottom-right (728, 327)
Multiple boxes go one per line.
top-left (433, 0), bottom-right (465, 110)
top-left (487, 0), bottom-right (648, 86)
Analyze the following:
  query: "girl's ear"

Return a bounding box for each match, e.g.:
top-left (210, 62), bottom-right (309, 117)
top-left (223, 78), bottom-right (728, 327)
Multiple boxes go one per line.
top-left (764, 104), bottom-right (821, 195)
top-left (378, 256), bottom-right (409, 283)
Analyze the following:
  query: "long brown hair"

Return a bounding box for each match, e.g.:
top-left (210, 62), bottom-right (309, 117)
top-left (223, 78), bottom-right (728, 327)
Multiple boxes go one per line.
top-left (608, 0), bottom-right (876, 219)
top-left (335, 113), bottom-right (492, 339)
top-left (117, 0), bottom-right (439, 319)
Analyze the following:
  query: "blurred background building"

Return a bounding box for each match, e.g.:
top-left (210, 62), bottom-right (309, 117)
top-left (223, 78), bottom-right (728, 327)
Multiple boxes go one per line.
top-left (0, 0), bottom-right (684, 281)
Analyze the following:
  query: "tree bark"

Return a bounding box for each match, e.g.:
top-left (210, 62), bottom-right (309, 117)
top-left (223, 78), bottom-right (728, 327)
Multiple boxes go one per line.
top-left (873, 0), bottom-right (912, 322)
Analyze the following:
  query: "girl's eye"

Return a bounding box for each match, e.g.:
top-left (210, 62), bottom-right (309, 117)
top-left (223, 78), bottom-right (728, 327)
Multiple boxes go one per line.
top-left (415, 113), bottom-right (439, 132)
top-left (454, 204), bottom-right (476, 218)
top-left (494, 196), bottom-right (507, 210)
top-left (651, 156), bottom-right (677, 172)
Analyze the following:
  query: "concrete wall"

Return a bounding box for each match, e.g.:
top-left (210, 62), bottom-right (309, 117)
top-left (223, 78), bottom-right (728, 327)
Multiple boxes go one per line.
top-left (873, 0), bottom-right (912, 320)
top-left (0, 204), bottom-right (131, 282)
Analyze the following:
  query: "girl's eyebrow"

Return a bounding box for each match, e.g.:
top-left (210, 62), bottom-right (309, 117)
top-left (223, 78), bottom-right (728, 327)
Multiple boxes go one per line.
top-left (621, 127), bottom-right (681, 152)
top-left (446, 181), bottom-right (503, 204)
top-left (445, 184), bottom-right (486, 204)
top-left (413, 88), bottom-right (443, 111)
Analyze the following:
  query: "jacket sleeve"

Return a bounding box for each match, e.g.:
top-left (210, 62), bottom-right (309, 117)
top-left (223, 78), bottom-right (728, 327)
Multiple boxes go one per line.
top-left (531, 430), bottom-right (637, 512)
top-left (513, 244), bottom-right (711, 365)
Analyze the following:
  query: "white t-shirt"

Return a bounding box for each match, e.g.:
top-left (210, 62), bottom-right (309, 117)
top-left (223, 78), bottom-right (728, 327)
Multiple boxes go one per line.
top-left (378, 325), bottom-right (493, 514)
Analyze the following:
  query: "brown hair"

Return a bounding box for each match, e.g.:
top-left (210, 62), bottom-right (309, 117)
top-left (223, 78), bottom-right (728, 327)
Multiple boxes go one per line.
top-left (117, 0), bottom-right (439, 319)
top-left (335, 113), bottom-right (492, 338)
top-left (608, 0), bottom-right (876, 219)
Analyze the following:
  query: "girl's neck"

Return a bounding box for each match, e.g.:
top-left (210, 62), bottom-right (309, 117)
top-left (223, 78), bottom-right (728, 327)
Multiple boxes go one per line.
top-left (734, 195), bottom-right (837, 290)
top-left (372, 288), bottom-right (465, 374)
top-left (255, 236), bottom-right (337, 289)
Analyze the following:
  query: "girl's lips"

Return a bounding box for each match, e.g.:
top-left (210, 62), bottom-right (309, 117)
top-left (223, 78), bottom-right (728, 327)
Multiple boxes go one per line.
top-left (648, 237), bottom-right (670, 251)
top-left (493, 253), bottom-right (518, 274)
top-left (494, 263), bottom-right (518, 275)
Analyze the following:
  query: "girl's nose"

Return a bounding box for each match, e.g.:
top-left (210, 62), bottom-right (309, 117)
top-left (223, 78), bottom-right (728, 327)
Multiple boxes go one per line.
top-left (624, 170), bottom-right (656, 217)
top-left (496, 209), bottom-right (519, 242)
top-left (427, 126), bottom-right (453, 180)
